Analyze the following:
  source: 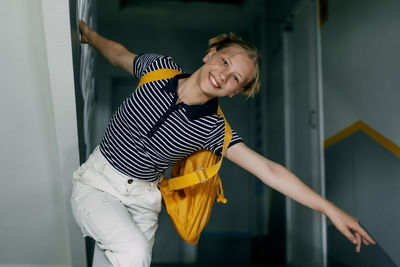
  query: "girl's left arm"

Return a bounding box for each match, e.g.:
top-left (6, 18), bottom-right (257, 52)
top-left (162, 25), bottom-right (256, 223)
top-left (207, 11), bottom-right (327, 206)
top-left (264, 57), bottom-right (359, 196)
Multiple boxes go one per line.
top-left (225, 142), bottom-right (376, 252)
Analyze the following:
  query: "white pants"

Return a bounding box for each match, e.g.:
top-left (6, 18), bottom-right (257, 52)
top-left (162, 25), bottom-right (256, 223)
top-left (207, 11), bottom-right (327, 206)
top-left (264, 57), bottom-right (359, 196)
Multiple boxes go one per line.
top-left (71, 147), bottom-right (162, 267)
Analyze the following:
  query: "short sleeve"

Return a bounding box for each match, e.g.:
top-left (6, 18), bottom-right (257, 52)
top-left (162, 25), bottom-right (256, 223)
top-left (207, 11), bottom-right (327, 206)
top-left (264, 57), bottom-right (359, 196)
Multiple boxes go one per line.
top-left (204, 115), bottom-right (243, 156)
top-left (133, 53), bottom-right (164, 79)
top-left (133, 53), bottom-right (183, 80)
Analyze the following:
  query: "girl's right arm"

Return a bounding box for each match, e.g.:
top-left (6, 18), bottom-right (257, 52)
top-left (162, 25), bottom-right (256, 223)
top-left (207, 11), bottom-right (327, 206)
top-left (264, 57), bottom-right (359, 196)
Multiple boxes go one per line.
top-left (79, 20), bottom-right (136, 75)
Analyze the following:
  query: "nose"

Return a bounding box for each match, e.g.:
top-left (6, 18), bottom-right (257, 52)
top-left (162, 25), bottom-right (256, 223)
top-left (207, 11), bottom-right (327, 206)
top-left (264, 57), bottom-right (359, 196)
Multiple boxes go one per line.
top-left (218, 71), bottom-right (227, 83)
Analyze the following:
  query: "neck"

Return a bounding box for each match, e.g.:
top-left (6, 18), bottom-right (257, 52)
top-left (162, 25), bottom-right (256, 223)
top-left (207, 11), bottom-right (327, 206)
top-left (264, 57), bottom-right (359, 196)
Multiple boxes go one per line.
top-left (176, 71), bottom-right (213, 105)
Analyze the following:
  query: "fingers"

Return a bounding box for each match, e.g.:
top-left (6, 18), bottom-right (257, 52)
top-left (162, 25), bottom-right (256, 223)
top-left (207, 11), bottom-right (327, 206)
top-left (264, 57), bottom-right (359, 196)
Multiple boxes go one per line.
top-left (78, 20), bottom-right (91, 44)
top-left (352, 222), bottom-right (376, 245)
top-left (342, 224), bottom-right (356, 243)
top-left (79, 20), bottom-right (87, 28)
top-left (344, 221), bottom-right (377, 253)
top-left (330, 207), bottom-right (376, 253)
top-left (342, 226), bottom-right (360, 251)
top-left (79, 20), bottom-right (88, 33)
top-left (343, 228), bottom-right (362, 253)
top-left (355, 232), bottom-right (361, 253)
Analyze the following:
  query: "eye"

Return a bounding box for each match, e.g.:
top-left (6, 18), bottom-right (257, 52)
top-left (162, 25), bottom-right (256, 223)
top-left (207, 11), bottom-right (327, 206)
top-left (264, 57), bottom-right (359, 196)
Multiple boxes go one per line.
top-left (233, 75), bottom-right (239, 83)
top-left (222, 58), bottom-right (228, 66)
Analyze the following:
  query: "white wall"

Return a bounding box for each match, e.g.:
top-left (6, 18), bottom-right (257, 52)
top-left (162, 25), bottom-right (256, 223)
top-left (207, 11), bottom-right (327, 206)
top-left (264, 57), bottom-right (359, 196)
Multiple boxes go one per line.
top-left (0, 0), bottom-right (85, 266)
top-left (322, 0), bottom-right (400, 145)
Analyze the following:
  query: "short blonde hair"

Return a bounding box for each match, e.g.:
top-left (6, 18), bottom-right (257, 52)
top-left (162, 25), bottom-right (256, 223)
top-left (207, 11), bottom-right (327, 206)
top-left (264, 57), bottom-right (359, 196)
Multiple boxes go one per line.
top-left (208, 33), bottom-right (261, 97)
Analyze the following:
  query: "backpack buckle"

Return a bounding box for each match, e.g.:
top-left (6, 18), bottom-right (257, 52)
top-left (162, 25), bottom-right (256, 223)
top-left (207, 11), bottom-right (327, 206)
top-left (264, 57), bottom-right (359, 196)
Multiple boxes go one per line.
top-left (196, 168), bottom-right (209, 183)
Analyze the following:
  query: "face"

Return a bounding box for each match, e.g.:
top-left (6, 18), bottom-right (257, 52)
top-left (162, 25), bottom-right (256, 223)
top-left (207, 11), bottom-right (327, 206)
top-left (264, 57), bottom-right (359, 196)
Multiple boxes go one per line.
top-left (199, 46), bottom-right (255, 98)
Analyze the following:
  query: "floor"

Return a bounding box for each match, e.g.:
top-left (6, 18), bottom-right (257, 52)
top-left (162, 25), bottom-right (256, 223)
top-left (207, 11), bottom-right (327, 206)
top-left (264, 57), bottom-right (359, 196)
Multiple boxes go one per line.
top-left (151, 264), bottom-right (288, 267)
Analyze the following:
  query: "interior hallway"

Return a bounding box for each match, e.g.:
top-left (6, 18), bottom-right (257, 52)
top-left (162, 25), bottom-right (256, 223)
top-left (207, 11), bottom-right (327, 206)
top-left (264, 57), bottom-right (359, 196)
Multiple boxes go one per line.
top-left (1, 0), bottom-right (399, 266)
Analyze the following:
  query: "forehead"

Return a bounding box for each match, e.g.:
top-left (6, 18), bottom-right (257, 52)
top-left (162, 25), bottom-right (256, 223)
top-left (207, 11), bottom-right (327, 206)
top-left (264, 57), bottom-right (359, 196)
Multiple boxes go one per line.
top-left (217, 46), bottom-right (255, 81)
top-left (217, 45), bottom-right (245, 57)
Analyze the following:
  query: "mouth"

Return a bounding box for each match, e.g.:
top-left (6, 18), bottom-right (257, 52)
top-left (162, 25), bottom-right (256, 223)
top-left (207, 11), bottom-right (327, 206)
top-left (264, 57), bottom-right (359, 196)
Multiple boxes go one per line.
top-left (209, 73), bottom-right (221, 89)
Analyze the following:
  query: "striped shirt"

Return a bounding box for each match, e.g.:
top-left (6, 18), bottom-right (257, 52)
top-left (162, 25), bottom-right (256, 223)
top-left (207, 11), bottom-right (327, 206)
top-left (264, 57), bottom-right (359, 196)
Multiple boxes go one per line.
top-left (99, 53), bottom-right (243, 181)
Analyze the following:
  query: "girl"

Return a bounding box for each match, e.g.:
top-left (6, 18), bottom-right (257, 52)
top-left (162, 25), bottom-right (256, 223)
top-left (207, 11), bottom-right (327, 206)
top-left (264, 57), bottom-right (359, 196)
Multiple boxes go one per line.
top-left (72, 20), bottom-right (375, 267)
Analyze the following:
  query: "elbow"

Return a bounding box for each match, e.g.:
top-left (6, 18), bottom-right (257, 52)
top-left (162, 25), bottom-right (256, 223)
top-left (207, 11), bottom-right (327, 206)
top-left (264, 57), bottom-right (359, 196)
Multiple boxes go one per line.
top-left (258, 160), bottom-right (285, 187)
top-left (109, 44), bottom-right (128, 67)
top-left (111, 53), bottom-right (123, 68)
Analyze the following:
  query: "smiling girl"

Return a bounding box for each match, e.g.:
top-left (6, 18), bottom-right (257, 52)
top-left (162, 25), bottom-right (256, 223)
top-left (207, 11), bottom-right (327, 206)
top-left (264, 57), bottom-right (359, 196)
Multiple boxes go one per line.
top-left (71, 20), bottom-right (375, 267)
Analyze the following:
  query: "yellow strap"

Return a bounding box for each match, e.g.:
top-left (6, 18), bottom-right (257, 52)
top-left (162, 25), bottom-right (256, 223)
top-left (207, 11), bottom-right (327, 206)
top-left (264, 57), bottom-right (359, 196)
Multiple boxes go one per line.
top-left (167, 106), bottom-right (232, 190)
top-left (216, 179), bottom-right (227, 203)
top-left (137, 68), bottom-right (182, 89)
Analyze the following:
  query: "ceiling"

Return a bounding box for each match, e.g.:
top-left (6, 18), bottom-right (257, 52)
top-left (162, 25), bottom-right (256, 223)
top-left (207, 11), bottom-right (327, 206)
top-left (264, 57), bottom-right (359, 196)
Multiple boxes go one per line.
top-left (97, 0), bottom-right (299, 32)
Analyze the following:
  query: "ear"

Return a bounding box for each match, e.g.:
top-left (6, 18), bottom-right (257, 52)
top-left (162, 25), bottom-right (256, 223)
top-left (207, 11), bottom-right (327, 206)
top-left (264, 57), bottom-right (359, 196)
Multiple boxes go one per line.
top-left (228, 87), bottom-right (244, 98)
top-left (203, 47), bottom-right (217, 63)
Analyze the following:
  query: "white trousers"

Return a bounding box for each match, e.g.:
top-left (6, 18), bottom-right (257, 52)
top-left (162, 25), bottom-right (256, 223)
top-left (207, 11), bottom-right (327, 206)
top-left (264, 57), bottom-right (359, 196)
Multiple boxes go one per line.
top-left (71, 147), bottom-right (162, 267)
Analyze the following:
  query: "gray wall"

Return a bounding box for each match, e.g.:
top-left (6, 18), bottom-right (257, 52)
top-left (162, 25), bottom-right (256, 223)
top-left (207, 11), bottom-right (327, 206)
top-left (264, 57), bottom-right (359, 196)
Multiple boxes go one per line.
top-left (321, 0), bottom-right (400, 265)
top-left (266, 0), bottom-right (400, 265)
top-left (325, 131), bottom-right (399, 266)
top-left (321, 0), bottom-right (400, 145)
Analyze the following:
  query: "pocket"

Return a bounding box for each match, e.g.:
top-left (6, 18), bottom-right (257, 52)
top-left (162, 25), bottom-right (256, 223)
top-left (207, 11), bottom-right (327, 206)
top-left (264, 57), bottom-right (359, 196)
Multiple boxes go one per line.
top-left (82, 194), bottom-right (130, 243)
top-left (101, 163), bottom-right (130, 194)
top-left (155, 188), bottom-right (162, 213)
top-left (130, 187), bottom-right (162, 214)
top-left (72, 157), bottom-right (95, 182)
top-left (70, 184), bottom-right (90, 237)
top-left (71, 180), bottom-right (84, 199)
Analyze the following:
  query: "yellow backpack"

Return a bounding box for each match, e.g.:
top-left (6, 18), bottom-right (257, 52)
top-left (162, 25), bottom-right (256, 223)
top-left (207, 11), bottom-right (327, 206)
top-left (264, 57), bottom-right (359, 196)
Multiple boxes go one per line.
top-left (137, 68), bottom-right (231, 244)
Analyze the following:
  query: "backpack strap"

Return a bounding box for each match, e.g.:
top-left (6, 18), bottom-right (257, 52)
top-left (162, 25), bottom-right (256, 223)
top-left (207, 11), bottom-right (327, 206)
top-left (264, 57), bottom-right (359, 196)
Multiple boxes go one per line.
top-left (137, 68), bottom-right (183, 89)
top-left (137, 68), bottom-right (232, 190)
top-left (166, 106), bottom-right (232, 191)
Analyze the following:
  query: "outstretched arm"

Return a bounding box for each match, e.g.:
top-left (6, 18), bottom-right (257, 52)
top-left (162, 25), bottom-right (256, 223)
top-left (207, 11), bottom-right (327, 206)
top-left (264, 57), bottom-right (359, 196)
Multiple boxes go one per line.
top-left (79, 20), bottom-right (136, 75)
top-left (225, 142), bottom-right (376, 252)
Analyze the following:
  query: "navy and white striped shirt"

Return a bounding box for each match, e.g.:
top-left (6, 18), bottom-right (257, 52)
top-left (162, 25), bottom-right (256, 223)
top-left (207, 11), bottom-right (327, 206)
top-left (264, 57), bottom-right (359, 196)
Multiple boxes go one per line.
top-left (99, 53), bottom-right (243, 181)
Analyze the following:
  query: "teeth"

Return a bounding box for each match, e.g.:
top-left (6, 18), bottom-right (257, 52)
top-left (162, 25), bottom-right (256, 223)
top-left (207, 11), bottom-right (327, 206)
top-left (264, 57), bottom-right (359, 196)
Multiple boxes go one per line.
top-left (210, 74), bottom-right (219, 88)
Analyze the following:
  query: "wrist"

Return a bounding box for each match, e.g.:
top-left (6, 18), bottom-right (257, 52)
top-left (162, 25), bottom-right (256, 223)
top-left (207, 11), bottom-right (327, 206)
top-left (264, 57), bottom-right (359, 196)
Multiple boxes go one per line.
top-left (318, 199), bottom-right (338, 217)
top-left (87, 29), bottom-right (97, 46)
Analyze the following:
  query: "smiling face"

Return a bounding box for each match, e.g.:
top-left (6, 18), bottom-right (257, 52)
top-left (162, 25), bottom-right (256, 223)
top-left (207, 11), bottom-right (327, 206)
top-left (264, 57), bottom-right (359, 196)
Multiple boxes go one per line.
top-left (199, 45), bottom-right (255, 98)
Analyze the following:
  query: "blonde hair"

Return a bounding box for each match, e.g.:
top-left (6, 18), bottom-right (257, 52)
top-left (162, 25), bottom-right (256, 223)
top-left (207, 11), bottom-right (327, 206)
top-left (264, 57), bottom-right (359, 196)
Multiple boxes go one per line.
top-left (208, 33), bottom-right (261, 97)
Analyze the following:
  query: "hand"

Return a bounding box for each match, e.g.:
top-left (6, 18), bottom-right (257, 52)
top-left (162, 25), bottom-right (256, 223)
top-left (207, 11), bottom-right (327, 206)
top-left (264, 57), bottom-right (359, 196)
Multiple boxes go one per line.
top-left (327, 206), bottom-right (376, 252)
top-left (79, 20), bottom-right (92, 44)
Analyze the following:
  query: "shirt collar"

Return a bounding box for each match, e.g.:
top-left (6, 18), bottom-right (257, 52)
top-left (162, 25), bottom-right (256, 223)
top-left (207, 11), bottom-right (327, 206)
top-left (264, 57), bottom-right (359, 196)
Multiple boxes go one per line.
top-left (164, 73), bottom-right (219, 121)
